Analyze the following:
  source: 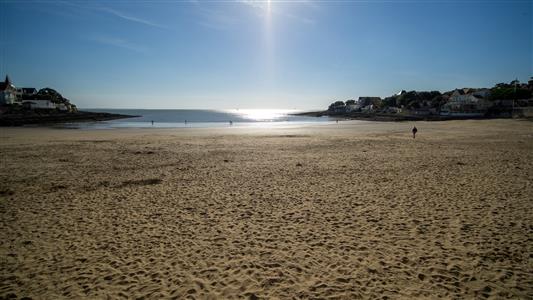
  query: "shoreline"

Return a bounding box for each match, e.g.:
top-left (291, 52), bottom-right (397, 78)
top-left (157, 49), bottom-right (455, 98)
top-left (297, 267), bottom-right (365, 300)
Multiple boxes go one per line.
top-left (292, 110), bottom-right (525, 122)
top-left (0, 111), bottom-right (138, 126)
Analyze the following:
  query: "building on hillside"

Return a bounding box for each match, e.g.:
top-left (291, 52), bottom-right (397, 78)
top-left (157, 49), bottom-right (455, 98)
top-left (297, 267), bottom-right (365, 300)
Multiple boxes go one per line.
top-left (345, 103), bottom-right (361, 112)
top-left (21, 100), bottom-right (57, 110)
top-left (1, 75), bottom-right (77, 111)
top-left (0, 75), bottom-right (18, 105)
top-left (357, 97), bottom-right (381, 112)
top-left (16, 87), bottom-right (38, 99)
top-left (396, 90), bottom-right (407, 96)
top-left (448, 88), bottom-right (491, 101)
top-left (440, 90), bottom-right (491, 116)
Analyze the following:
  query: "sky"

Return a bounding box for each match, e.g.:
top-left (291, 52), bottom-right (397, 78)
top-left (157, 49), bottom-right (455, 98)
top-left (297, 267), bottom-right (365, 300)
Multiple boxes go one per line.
top-left (1, 0), bottom-right (532, 110)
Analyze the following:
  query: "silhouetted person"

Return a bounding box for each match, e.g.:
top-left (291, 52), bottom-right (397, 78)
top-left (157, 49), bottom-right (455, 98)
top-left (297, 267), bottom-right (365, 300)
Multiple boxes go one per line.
top-left (229, 120), bottom-right (233, 126)
top-left (151, 120), bottom-right (154, 126)
top-left (412, 126), bottom-right (418, 139)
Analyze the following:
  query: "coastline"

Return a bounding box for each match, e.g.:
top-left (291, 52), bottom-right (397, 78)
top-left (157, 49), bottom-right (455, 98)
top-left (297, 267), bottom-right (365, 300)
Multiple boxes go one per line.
top-left (293, 110), bottom-right (522, 122)
top-left (0, 111), bottom-right (138, 126)
top-left (1, 119), bottom-right (532, 298)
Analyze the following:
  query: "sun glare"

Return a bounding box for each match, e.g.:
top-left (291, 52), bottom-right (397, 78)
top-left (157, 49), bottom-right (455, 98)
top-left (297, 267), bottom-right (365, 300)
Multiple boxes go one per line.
top-left (234, 109), bottom-right (293, 121)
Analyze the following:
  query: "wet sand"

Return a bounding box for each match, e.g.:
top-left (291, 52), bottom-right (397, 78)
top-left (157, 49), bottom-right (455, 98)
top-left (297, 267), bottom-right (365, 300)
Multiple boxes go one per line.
top-left (1, 119), bottom-right (532, 299)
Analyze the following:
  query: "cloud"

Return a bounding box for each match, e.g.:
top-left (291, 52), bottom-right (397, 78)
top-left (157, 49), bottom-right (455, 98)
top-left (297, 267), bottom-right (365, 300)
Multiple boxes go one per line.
top-left (88, 35), bottom-right (147, 53)
top-left (98, 6), bottom-right (167, 29)
top-left (195, 6), bottom-right (241, 30)
top-left (55, 1), bottom-right (167, 30)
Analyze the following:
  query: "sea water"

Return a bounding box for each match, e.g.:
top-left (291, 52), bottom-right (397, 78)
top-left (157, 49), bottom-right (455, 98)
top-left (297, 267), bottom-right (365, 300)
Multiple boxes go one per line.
top-left (63, 109), bottom-right (334, 129)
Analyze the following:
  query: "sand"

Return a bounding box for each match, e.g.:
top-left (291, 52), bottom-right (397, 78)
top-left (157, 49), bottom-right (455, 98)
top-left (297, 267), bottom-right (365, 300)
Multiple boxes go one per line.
top-left (1, 119), bottom-right (532, 299)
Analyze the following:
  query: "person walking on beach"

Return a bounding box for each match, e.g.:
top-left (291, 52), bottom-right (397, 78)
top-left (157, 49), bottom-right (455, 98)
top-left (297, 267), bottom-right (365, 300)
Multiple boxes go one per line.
top-left (151, 120), bottom-right (154, 126)
top-left (412, 126), bottom-right (418, 139)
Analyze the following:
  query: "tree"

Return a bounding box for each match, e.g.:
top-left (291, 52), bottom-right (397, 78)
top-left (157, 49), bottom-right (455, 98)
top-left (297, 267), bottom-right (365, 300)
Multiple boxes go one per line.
top-left (382, 96), bottom-right (398, 107)
top-left (328, 101), bottom-right (346, 111)
top-left (490, 86), bottom-right (531, 100)
top-left (36, 88), bottom-right (70, 104)
top-left (510, 79), bottom-right (520, 86)
top-left (345, 99), bottom-right (356, 105)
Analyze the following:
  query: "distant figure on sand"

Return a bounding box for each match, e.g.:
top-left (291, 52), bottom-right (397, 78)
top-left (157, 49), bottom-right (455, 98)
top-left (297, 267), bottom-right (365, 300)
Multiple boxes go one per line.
top-left (229, 120), bottom-right (233, 126)
top-left (412, 126), bottom-right (418, 139)
top-left (151, 120), bottom-right (154, 126)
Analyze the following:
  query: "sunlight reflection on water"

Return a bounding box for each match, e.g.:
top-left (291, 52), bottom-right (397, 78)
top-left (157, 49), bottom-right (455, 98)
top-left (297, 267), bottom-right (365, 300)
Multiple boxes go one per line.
top-left (227, 109), bottom-right (297, 122)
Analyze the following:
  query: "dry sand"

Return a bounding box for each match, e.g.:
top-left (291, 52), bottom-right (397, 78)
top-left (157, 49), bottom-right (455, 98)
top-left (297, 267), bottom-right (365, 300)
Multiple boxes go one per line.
top-left (1, 119), bottom-right (532, 299)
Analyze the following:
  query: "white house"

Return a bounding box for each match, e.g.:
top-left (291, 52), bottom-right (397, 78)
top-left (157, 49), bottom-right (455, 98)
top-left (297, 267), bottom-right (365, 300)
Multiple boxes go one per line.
top-left (0, 75), bottom-right (18, 105)
top-left (448, 88), bottom-right (490, 102)
top-left (16, 87), bottom-right (38, 99)
top-left (22, 100), bottom-right (57, 110)
top-left (440, 90), bottom-right (491, 116)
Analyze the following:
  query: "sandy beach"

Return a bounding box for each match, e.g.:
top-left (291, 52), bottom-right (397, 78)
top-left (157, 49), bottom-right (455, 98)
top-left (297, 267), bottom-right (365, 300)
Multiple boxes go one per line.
top-left (1, 119), bottom-right (532, 299)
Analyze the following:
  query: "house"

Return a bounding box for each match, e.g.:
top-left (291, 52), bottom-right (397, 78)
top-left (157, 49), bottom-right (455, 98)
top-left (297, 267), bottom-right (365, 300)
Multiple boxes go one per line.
top-left (396, 90), bottom-right (407, 96)
top-left (21, 100), bottom-right (57, 110)
top-left (16, 87), bottom-right (38, 99)
top-left (448, 88), bottom-right (490, 102)
top-left (440, 90), bottom-right (491, 116)
top-left (357, 97), bottom-right (381, 112)
top-left (0, 75), bottom-right (18, 105)
top-left (1, 76), bottom-right (77, 111)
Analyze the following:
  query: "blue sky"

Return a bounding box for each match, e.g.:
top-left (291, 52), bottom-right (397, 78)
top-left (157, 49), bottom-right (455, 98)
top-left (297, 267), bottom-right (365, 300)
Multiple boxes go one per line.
top-left (1, 0), bottom-right (531, 109)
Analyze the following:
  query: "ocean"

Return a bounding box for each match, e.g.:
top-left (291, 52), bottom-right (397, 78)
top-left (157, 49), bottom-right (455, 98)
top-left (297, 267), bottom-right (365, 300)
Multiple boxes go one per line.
top-left (67, 109), bottom-right (334, 129)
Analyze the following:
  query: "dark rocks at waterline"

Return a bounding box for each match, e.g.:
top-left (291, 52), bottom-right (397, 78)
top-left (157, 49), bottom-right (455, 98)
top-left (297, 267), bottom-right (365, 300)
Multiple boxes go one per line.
top-left (0, 111), bottom-right (139, 126)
